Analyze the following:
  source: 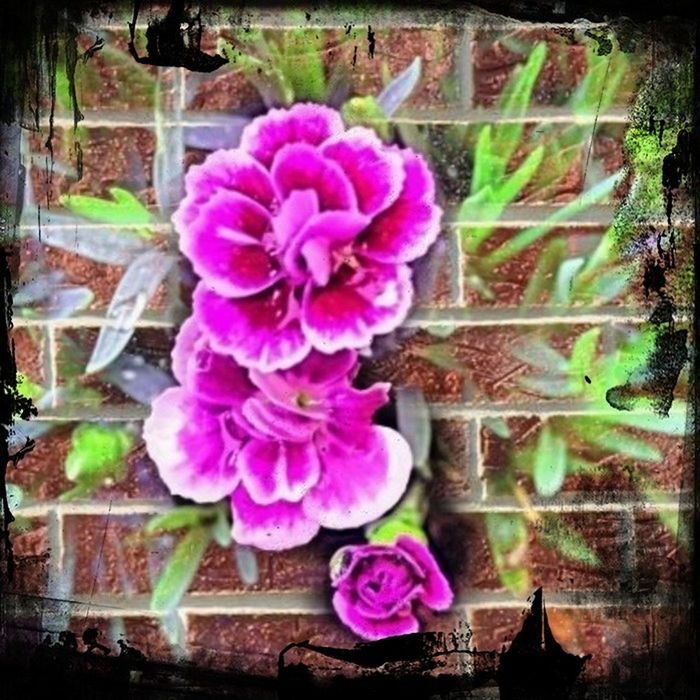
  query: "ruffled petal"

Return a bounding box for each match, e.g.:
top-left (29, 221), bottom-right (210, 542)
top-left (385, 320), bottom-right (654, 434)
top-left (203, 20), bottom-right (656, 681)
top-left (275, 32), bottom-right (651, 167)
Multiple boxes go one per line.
top-left (173, 149), bottom-right (275, 231)
top-left (322, 127), bottom-right (405, 216)
top-left (240, 102), bottom-right (345, 168)
top-left (180, 190), bottom-right (279, 298)
top-left (193, 282), bottom-right (311, 372)
top-left (396, 536), bottom-right (454, 611)
top-left (358, 149), bottom-right (442, 264)
top-left (301, 263), bottom-right (413, 353)
top-left (230, 486), bottom-right (320, 550)
top-left (328, 383), bottom-right (390, 426)
top-left (238, 438), bottom-right (321, 505)
top-left (304, 426), bottom-right (412, 530)
top-left (143, 388), bottom-right (240, 503)
top-left (171, 317), bottom-right (255, 405)
top-left (332, 590), bottom-right (420, 641)
top-left (273, 189), bottom-right (320, 250)
top-left (284, 210), bottom-right (371, 286)
top-left (241, 396), bottom-right (319, 442)
top-left (271, 143), bottom-right (357, 211)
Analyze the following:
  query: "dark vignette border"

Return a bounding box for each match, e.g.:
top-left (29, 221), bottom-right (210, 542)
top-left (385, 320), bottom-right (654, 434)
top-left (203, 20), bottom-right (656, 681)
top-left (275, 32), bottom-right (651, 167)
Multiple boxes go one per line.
top-left (0, 1), bottom-right (696, 697)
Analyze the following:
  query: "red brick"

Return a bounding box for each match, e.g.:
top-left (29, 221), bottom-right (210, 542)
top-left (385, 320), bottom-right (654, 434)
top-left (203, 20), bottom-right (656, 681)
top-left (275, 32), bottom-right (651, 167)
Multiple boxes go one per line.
top-left (186, 614), bottom-right (320, 676)
top-left (11, 327), bottom-right (45, 387)
top-left (64, 514), bottom-right (154, 596)
top-left (6, 517), bottom-right (50, 596)
top-left (361, 325), bottom-right (591, 405)
top-left (481, 416), bottom-right (687, 494)
top-left (472, 28), bottom-right (642, 109)
top-left (429, 511), bottom-right (627, 595)
top-left (30, 127), bottom-right (156, 209)
top-left (633, 510), bottom-right (690, 590)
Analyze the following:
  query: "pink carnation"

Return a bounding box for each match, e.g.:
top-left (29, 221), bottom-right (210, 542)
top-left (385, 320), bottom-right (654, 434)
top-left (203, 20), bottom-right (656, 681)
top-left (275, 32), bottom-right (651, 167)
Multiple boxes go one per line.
top-left (330, 536), bottom-right (453, 640)
top-left (143, 317), bottom-right (412, 550)
top-left (173, 103), bottom-right (442, 372)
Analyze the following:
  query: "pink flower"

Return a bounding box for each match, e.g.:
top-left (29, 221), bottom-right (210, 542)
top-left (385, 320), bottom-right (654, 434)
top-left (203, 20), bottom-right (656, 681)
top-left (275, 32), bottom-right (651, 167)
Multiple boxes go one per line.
top-left (173, 103), bottom-right (442, 372)
top-left (330, 536), bottom-right (453, 641)
top-left (142, 317), bottom-right (412, 550)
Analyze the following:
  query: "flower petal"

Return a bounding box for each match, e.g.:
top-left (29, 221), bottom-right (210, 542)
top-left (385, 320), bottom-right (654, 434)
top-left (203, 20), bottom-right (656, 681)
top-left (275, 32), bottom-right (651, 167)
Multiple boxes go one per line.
top-left (359, 149), bottom-right (442, 263)
top-left (322, 127), bottom-right (405, 216)
top-left (396, 536), bottom-right (454, 611)
top-left (193, 282), bottom-right (311, 372)
top-left (328, 383), bottom-right (390, 426)
top-left (332, 590), bottom-right (420, 641)
top-left (173, 149), bottom-right (275, 231)
top-left (238, 439), bottom-right (321, 505)
top-left (241, 396), bottom-right (318, 442)
top-left (240, 102), bottom-right (345, 168)
top-left (271, 143), bottom-right (357, 211)
top-left (304, 426), bottom-right (412, 530)
top-left (273, 189), bottom-right (320, 250)
top-left (230, 486), bottom-right (320, 550)
top-left (143, 388), bottom-right (240, 503)
top-left (171, 317), bottom-right (255, 405)
top-left (285, 210), bottom-right (371, 286)
top-left (301, 263), bottom-right (413, 353)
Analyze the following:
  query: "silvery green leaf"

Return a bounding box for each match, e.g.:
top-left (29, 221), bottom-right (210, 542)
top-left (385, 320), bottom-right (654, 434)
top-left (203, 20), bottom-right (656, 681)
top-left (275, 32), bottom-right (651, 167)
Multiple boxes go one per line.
top-left (25, 225), bottom-right (151, 265)
top-left (552, 257), bottom-right (585, 306)
top-left (235, 545), bottom-right (259, 585)
top-left (154, 69), bottom-right (185, 219)
top-left (102, 353), bottom-right (175, 404)
top-left (184, 116), bottom-right (252, 151)
top-left (533, 426), bottom-right (568, 497)
top-left (395, 386), bottom-right (432, 469)
top-left (511, 338), bottom-right (569, 373)
top-left (412, 236), bottom-right (446, 305)
top-left (377, 57), bottom-right (421, 117)
top-left (13, 271), bottom-right (64, 305)
top-left (519, 375), bottom-right (578, 398)
top-left (26, 286), bottom-right (93, 320)
top-left (153, 125), bottom-right (184, 219)
top-left (85, 250), bottom-right (176, 374)
top-left (483, 417), bottom-right (511, 439)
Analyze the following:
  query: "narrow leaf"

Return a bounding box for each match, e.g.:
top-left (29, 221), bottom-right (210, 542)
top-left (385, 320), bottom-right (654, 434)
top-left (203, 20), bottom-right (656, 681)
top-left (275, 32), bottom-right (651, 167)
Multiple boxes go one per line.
top-left (235, 545), bottom-right (260, 585)
top-left (377, 57), bottom-right (422, 117)
top-left (533, 425), bottom-right (568, 497)
top-left (537, 514), bottom-right (601, 566)
top-left (146, 507), bottom-right (213, 535)
top-left (579, 427), bottom-right (663, 462)
top-left (151, 527), bottom-right (211, 612)
top-left (85, 250), bottom-right (176, 374)
top-left (395, 386), bottom-right (432, 468)
top-left (60, 187), bottom-right (152, 228)
top-left (552, 257), bottom-right (585, 306)
top-left (102, 353), bottom-right (176, 405)
top-left (496, 145), bottom-right (545, 205)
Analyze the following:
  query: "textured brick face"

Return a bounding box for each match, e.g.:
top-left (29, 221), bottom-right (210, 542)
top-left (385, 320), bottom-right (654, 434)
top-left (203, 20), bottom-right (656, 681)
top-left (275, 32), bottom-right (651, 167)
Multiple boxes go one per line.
top-left (9, 9), bottom-right (690, 688)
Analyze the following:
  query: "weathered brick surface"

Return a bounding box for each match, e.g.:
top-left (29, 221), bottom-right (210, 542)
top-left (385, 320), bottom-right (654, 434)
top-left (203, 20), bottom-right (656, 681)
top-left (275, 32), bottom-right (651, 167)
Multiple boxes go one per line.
top-left (12, 327), bottom-right (45, 386)
top-left (5, 517), bottom-right (50, 596)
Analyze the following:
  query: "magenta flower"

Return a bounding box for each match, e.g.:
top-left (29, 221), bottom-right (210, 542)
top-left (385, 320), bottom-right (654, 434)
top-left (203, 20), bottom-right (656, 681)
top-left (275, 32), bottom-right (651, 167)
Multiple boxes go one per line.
top-left (172, 102), bottom-right (442, 372)
top-left (330, 535), bottom-right (453, 640)
top-left (142, 317), bottom-right (412, 550)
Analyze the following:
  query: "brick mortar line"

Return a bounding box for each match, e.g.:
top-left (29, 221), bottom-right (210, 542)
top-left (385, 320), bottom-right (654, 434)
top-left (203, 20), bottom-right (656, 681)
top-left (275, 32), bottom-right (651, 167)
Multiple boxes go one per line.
top-left (468, 418), bottom-right (486, 501)
top-left (34, 110), bottom-right (633, 130)
top-left (13, 495), bottom-right (688, 519)
top-left (439, 498), bottom-right (690, 514)
top-left (15, 587), bottom-right (686, 620)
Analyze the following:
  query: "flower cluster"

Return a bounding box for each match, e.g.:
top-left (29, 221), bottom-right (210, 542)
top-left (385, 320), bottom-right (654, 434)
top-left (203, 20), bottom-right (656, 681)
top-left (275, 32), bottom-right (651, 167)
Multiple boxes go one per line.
top-left (144, 102), bottom-right (451, 638)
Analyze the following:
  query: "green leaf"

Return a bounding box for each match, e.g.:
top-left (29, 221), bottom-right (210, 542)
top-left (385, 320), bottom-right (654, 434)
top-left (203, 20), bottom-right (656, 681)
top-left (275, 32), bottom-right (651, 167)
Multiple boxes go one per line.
top-left (6, 483), bottom-right (24, 510)
top-left (16, 373), bottom-right (43, 400)
top-left (282, 28), bottom-right (327, 102)
top-left (496, 145), bottom-right (545, 205)
top-left (471, 126), bottom-right (499, 194)
top-left (341, 96), bottom-right (390, 140)
top-left (483, 172), bottom-right (621, 267)
top-left (485, 512), bottom-right (529, 559)
top-left (412, 342), bottom-right (465, 374)
top-left (499, 566), bottom-right (530, 597)
top-left (532, 425), bottom-right (568, 497)
top-left (60, 188), bottom-right (152, 232)
top-left (64, 423), bottom-right (133, 486)
top-left (367, 516), bottom-right (428, 545)
top-left (145, 506), bottom-right (215, 535)
top-left (483, 417), bottom-right (511, 439)
top-left (568, 327), bottom-right (601, 389)
top-left (151, 526), bottom-right (211, 612)
top-left (596, 403), bottom-right (689, 436)
top-left (537, 515), bottom-right (601, 566)
top-left (521, 237), bottom-right (567, 306)
top-left (576, 426), bottom-right (662, 462)
top-left (211, 508), bottom-right (233, 548)
top-left (552, 257), bottom-right (585, 306)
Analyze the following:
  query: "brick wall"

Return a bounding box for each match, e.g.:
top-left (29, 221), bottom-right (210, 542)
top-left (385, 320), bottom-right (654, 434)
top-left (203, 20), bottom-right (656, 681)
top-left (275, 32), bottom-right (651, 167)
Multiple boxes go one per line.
top-left (6, 7), bottom-right (692, 685)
